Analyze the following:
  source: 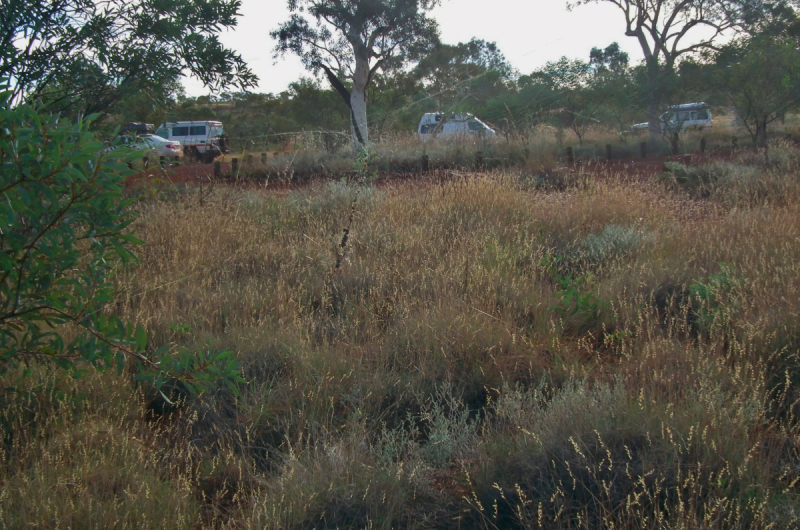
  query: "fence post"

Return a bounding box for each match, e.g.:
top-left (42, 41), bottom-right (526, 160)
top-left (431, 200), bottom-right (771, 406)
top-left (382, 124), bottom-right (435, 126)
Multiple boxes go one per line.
top-left (246, 154), bottom-right (254, 165)
top-left (231, 157), bottom-right (239, 174)
top-left (174, 156), bottom-right (180, 165)
top-left (606, 144), bottom-right (612, 162)
top-left (476, 151), bottom-right (484, 169)
top-left (159, 155), bottom-right (166, 168)
top-left (640, 141), bottom-right (647, 159)
top-left (261, 152), bottom-right (267, 164)
top-left (421, 154), bottom-right (429, 171)
top-left (214, 161), bottom-right (221, 178)
top-left (700, 137), bottom-right (706, 154)
top-left (566, 146), bottom-right (574, 166)
top-left (671, 132), bottom-right (679, 155)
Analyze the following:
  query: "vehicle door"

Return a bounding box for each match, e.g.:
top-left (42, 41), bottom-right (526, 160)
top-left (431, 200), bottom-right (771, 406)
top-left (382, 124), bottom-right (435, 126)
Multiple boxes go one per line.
top-left (189, 124), bottom-right (208, 149)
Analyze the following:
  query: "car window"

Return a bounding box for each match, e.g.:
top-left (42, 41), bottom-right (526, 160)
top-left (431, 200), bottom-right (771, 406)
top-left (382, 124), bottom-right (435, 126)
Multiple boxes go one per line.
top-left (156, 127), bottom-right (169, 137)
top-left (209, 126), bottom-right (223, 137)
top-left (172, 126), bottom-right (189, 136)
top-left (189, 126), bottom-right (206, 136)
top-left (468, 120), bottom-right (482, 132)
top-left (694, 111), bottom-right (709, 120)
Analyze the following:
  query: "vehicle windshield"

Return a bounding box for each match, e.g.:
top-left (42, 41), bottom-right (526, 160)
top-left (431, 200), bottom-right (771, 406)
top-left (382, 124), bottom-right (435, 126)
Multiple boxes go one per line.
top-left (209, 126), bottom-right (224, 137)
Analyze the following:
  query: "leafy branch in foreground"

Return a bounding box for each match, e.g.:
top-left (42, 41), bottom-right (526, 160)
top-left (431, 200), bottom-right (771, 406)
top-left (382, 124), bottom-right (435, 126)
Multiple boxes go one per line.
top-left (0, 90), bottom-right (242, 394)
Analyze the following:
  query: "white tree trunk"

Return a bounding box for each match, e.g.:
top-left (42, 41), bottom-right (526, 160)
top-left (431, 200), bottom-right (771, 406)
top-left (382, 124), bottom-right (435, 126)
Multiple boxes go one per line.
top-left (350, 54), bottom-right (370, 152)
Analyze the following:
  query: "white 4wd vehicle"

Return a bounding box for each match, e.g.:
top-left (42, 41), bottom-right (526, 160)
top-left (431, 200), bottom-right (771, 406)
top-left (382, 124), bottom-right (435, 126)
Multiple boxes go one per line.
top-left (155, 121), bottom-right (228, 163)
top-left (661, 103), bottom-right (713, 133)
top-left (418, 112), bottom-right (496, 140)
top-left (628, 103), bottom-right (713, 135)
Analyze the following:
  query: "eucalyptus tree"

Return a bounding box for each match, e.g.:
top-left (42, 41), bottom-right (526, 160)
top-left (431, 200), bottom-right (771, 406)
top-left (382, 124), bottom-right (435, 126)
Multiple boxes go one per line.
top-left (272, 0), bottom-right (440, 151)
top-left (1, 0), bottom-right (256, 117)
top-left (715, 36), bottom-right (800, 148)
top-left (413, 38), bottom-right (512, 109)
top-left (572, 0), bottom-right (766, 144)
top-left (530, 58), bottom-right (603, 144)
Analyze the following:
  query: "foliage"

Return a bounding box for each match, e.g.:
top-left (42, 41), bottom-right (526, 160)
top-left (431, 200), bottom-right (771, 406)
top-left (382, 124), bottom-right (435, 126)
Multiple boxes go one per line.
top-left (690, 263), bottom-right (740, 331)
top-left (583, 224), bottom-right (651, 263)
top-left (544, 255), bottom-right (606, 336)
top-left (573, 0), bottom-right (758, 141)
top-left (412, 38), bottom-right (512, 109)
top-left (272, 0), bottom-right (440, 148)
top-left (0, 93), bottom-right (241, 395)
top-left (531, 57), bottom-right (603, 144)
top-left (714, 35), bottom-right (800, 147)
top-left (420, 384), bottom-right (477, 467)
top-left (659, 161), bottom-right (717, 194)
top-left (1, 0), bottom-right (256, 119)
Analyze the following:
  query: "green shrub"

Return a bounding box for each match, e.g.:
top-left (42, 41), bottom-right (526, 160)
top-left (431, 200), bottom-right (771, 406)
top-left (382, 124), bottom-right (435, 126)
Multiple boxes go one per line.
top-left (658, 161), bottom-right (717, 195)
top-left (689, 263), bottom-right (741, 332)
top-left (583, 224), bottom-right (652, 263)
top-left (0, 92), bottom-right (240, 395)
top-left (421, 384), bottom-right (478, 467)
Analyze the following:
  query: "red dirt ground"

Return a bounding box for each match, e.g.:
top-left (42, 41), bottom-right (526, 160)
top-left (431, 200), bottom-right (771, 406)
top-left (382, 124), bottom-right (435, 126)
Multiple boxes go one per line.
top-left (125, 151), bottom-right (735, 190)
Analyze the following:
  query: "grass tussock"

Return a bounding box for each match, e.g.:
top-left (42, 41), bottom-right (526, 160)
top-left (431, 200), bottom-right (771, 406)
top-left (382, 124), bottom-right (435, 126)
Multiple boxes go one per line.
top-left (4, 140), bottom-right (800, 527)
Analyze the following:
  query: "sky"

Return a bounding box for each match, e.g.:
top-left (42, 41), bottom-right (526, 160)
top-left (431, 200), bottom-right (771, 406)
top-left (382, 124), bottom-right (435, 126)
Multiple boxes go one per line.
top-left (182, 0), bottom-right (650, 97)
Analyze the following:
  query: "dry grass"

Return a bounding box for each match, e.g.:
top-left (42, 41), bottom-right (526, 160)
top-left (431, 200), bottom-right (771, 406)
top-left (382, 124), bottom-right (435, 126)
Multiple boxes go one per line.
top-left (3, 140), bottom-right (800, 528)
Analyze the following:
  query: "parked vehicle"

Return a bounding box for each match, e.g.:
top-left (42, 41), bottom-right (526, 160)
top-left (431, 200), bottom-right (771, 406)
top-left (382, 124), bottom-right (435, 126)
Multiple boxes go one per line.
top-left (661, 103), bottom-right (713, 132)
top-left (155, 121), bottom-right (227, 163)
top-left (106, 134), bottom-right (183, 159)
top-left (418, 112), bottom-right (496, 140)
top-left (627, 103), bottom-right (713, 135)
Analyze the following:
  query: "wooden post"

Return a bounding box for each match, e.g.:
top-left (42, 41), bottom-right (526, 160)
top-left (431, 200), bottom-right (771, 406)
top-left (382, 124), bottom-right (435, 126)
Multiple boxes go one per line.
top-left (174, 156), bottom-right (180, 165)
top-left (231, 157), bottom-right (239, 173)
top-left (566, 146), bottom-right (574, 166)
top-left (700, 137), bottom-right (706, 154)
top-left (732, 136), bottom-right (738, 150)
top-left (159, 155), bottom-right (166, 168)
top-left (671, 132), bottom-right (679, 155)
top-left (261, 152), bottom-right (267, 164)
top-left (246, 154), bottom-right (254, 165)
top-left (476, 151), bottom-right (484, 169)
top-left (640, 141), bottom-right (647, 159)
top-left (605, 144), bottom-right (612, 162)
top-left (421, 154), bottom-right (429, 171)
top-left (214, 161), bottom-right (221, 178)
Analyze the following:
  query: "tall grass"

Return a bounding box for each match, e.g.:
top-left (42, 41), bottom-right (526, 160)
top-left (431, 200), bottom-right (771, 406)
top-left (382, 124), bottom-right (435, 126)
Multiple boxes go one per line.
top-left (2, 139), bottom-right (800, 527)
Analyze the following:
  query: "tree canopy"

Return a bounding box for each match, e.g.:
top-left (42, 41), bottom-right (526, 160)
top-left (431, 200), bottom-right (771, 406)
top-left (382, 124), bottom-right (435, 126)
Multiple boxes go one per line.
top-left (572, 0), bottom-right (771, 142)
top-left (272, 0), bottom-right (440, 149)
top-left (1, 0), bottom-right (257, 118)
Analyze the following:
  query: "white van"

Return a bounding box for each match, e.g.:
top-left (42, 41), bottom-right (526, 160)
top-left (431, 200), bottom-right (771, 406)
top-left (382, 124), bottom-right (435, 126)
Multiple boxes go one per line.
top-left (155, 121), bottom-right (227, 163)
top-left (418, 113), bottom-right (496, 140)
top-left (660, 103), bottom-right (713, 133)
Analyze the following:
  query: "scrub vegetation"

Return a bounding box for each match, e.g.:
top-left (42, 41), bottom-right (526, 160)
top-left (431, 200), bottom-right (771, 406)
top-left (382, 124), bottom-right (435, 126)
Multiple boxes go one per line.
top-left (4, 139), bottom-right (800, 528)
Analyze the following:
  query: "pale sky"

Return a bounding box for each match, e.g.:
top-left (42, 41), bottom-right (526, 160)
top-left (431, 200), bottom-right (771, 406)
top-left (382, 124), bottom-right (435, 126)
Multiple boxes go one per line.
top-left (182, 0), bottom-right (650, 97)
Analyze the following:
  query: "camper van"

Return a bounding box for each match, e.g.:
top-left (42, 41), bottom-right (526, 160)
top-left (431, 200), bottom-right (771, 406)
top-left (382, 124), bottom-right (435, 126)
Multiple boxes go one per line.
top-left (155, 121), bottom-right (228, 162)
top-left (418, 113), bottom-right (496, 140)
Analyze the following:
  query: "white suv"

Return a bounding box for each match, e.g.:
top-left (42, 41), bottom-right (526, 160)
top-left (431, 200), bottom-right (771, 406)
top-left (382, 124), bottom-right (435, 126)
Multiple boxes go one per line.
top-left (155, 121), bottom-right (227, 163)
